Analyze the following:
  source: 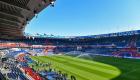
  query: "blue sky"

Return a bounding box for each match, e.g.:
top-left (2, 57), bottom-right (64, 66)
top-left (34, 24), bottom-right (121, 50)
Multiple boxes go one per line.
top-left (25, 0), bottom-right (140, 36)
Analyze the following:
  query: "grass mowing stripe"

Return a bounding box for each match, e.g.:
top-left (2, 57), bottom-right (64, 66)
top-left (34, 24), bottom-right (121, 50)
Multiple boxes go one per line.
top-left (86, 56), bottom-right (140, 80)
top-left (51, 56), bottom-right (120, 78)
top-left (44, 56), bottom-right (110, 80)
top-left (32, 56), bottom-right (89, 80)
top-left (31, 56), bottom-right (121, 80)
top-left (31, 56), bottom-right (87, 80)
top-left (56, 55), bottom-right (117, 70)
top-left (42, 56), bottom-right (97, 80)
top-left (45, 56), bottom-right (107, 80)
top-left (50, 56), bottom-right (120, 79)
top-left (54, 56), bottom-right (119, 73)
top-left (92, 56), bottom-right (140, 65)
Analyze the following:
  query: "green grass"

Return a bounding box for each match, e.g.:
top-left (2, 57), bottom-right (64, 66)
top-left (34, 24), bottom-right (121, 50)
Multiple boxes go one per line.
top-left (31, 55), bottom-right (121, 80)
top-left (85, 56), bottom-right (140, 80)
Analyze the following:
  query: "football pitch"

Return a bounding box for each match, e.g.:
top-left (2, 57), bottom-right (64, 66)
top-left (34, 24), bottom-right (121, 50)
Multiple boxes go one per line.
top-left (31, 55), bottom-right (124, 80)
top-left (31, 55), bottom-right (140, 80)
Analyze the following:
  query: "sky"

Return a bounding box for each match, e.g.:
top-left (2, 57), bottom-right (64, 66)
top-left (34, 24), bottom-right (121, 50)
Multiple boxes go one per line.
top-left (25, 0), bottom-right (140, 36)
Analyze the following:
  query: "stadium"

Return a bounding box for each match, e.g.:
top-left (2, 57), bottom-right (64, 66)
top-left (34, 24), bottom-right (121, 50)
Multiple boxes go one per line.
top-left (0, 0), bottom-right (140, 80)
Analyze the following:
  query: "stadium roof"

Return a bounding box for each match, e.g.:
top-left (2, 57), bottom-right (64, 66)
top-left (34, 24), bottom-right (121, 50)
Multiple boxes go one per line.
top-left (24, 30), bottom-right (140, 39)
top-left (0, 0), bottom-right (55, 39)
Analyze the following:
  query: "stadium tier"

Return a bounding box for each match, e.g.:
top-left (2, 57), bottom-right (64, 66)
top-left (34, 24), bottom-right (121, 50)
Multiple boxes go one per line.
top-left (0, 30), bottom-right (140, 58)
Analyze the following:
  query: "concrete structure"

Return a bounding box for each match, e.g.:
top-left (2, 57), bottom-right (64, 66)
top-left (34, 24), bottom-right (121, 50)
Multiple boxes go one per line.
top-left (0, 0), bottom-right (55, 39)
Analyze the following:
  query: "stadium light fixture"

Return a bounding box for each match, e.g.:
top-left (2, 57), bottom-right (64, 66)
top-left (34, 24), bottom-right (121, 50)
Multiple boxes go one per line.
top-left (50, 0), bottom-right (56, 7)
top-left (33, 10), bottom-right (38, 18)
